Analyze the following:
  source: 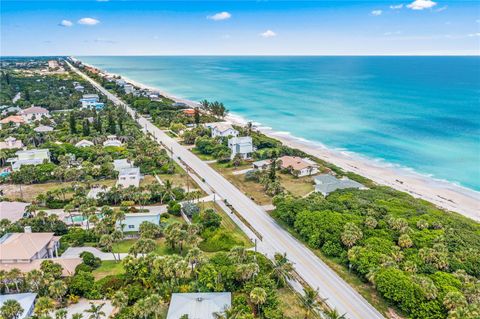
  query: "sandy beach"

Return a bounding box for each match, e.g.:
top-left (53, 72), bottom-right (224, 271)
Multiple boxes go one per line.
top-left (78, 59), bottom-right (480, 222)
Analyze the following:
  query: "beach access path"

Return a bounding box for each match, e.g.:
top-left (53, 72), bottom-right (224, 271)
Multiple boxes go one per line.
top-left (68, 61), bottom-right (384, 319)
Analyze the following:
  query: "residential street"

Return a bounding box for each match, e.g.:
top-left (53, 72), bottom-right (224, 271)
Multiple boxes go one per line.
top-left (68, 61), bottom-right (384, 319)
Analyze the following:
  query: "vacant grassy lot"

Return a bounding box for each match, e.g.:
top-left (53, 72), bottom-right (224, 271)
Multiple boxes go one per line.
top-left (112, 238), bottom-right (175, 255)
top-left (201, 201), bottom-right (253, 248)
top-left (0, 179), bottom-right (116, 202)
top-left (92, 260), bottom-right (124, 280)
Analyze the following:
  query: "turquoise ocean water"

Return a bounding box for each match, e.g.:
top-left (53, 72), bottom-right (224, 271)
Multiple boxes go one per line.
top-left (78, 56), bottom-right (480, 191)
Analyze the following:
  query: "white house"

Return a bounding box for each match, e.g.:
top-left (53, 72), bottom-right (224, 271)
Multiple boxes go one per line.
top-left (103, 135), bottom-right (123, 147)
top-left (124, 84), bottom-right (134, 94)
top-left (0, 136), bottom-right (24, 149)
top-left (0, 230), bottom-right (61, 263)
top-left (167, 292), bottom-right (232, 319)
top-left (205, 122), bottom-right (239, 138)
top-left (252, 159), bottom-right (272, 171)
top-left (228, 136), bottom-right (253, 159)
top-left (74, 85), bottom-right (85, 92)
top-left (116, 79), bottom-right (126, 86)
top-left (8, 149), bottom-right (51, 171)
top-left (113, 159), bottom-right (133, 171)
top-left (48, 60), bottom-right (59, 69)
top-left (116, 212), bottom-right (161, 232)
top-left (117, 167), bottom-right (142, 188)
top-left (33, 125), bottom-right (54, 133)
top-left (278, 156), bottom-right (319, 177)
top-left (18, 106), bottom-right (50, 122)
top-left (0, 293), bottom-right (37, 319)
top-left (75, 139), bottom-right (94, 148)
top-left (314, 174), bottom-right (367, 196)
top-left (80, 94), bottom-right (104, 110)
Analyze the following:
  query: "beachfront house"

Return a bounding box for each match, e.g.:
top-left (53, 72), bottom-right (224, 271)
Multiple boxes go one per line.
top-left (228, 136), bottom-right (253, 159)
top-left (252, 159), bottom-right (273, 171)
top-left (278, 156), bottom-right (319, 177)
top-left (116, 212), bottom-right (161, 232)
top-left (205, 122), bottom-right (239, 138)
top-left (173, 102), bottom-right (187, 107)
top-left (8, 149), bottom-right (51, 171)
top-left (116, 79), bottom-right (126, 86)
top-left (80, 94), bottom-right (104, 110)
top-left (75, 139), bottom-right (94, 148)
top-left (0, 293), bottom-right (38, 319)
top-left (124, 84), bottom-right (134, 94)
top-left (0, 115), bottom-right (26, 128)
top-left (166, 292), bottom-right (232, 319)
top-left (103, 135), bottom-right (123, 147)
top-left (0, 136), bottom-right (24, 149)
top-left (48, 60), bottom-right (59, 69)
top-left (18, 106), bottom-right (50, 122)
top-left (314, 174), bottom-right (367, 196)
top-left (117, 167), bottom-right (142, 188)
top-left (33, 125), bottom-right (54, 133)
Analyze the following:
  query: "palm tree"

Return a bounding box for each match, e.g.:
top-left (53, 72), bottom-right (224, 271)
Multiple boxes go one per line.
top-left (0, 299), bottom-right (24, 319)
top-left (55, 309), bottom-right (68, 319)
top-left (34, 297), bottom-right (55, 317)
top-left (144, 294), bottom-right (164, 319)
top-left (26, 269), bottom-right (43, 292)
top-left (249, 287), bottom-right (267, 317)
top-left (341, 223), bottom-right (363, 248)
top-left (236, 263), bottom-right (259, 283)
top-left (111, 291), bottom-right (128, 312)
top-left (99, 234), bottom-right (116, 261)
top-left (325, 309), bottom-right (347, 319)
top-left (272, 252), bottom-right (294, 286)
top-left (85, 302), bottom-right (106, 319)
top-left (7, 268), bottom-right (22, 293)
top-left (300, 287), bottom-right (324, 319)
top-left (63, 204), bottom-right (75, 224)
top-left (0, 270), bottom-right (9, 293)
top-left (49, 280), bottom-right (67, 303)
top-left (161, 180), bottom-right (175, 203)
top-left (71, 314), bottom-right (83, 319)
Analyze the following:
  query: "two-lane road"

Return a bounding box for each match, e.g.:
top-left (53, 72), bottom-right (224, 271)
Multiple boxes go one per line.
top-left (69, 62), bottom-right (384, 319)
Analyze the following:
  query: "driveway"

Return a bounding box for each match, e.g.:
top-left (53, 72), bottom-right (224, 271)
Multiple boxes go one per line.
top-left (62, 247), bottom-right (129, 261)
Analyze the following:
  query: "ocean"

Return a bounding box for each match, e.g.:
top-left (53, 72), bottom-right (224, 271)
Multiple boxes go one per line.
top-left (78, 56), bottom-right (480, 191)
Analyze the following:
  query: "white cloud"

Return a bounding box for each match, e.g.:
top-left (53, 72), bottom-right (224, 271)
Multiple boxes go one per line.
top-left (59, 19), bottom-right (73, 27)
top-left (78, 17), bottom-right (100, 25)
top-left (207, 12), bottom-right (232, 21)
top-left (260, 30), bottom-right (277, 38)
top-left (390, 4), bottom-right (404, 9)
top-left (384, 31), bottom-right (403, 36)
top-left (371, 10), bottom-right (383, 16)
top-left (407, 0), bottom-right (437, 10)
top-left (436, 5), bottom-right (448, 12)
top-left (467, 33), bottom-right (480, 37)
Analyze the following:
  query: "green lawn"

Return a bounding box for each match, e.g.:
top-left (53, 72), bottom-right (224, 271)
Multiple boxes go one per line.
top-left (92, 260), bottom-right (124, 280)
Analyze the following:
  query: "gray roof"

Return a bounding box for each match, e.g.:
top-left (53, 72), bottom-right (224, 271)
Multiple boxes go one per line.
top-left (118, 167), bottom-right (140, 176)
top-left (0, 293), bottom-right (37, 319)
top-left (167, 292), bottom-right (231, 319)
top-left (314, 174), bottom-right (366, 195)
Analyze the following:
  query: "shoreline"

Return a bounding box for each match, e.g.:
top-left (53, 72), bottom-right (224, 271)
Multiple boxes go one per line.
top-left (76, 58), bottom-right (480, 222)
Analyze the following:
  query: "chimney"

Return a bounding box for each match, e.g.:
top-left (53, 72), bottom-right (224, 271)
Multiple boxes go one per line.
top-left (24, 226), bottom-right (32, 233)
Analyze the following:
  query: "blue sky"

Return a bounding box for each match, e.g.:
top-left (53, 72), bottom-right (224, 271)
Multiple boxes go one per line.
top-left (1, 0), bottom-right (479, 56)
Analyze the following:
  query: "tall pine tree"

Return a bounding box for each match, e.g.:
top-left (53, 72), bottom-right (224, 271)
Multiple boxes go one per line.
top-left (69, 112), bottom-right (77, 134)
